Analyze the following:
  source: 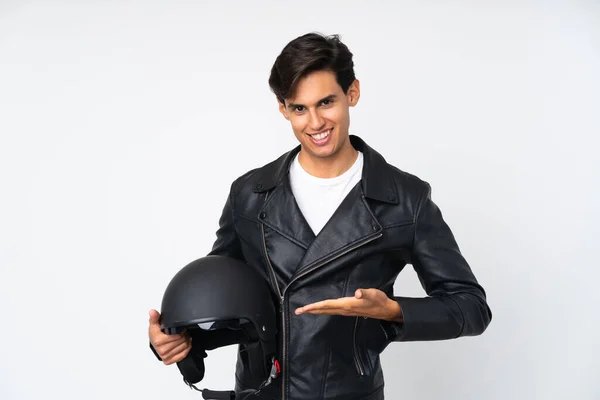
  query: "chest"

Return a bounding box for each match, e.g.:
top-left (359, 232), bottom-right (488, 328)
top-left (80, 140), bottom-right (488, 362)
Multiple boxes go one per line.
top-left (288, 157), bottom-right (363, 237)
top-left (234, 180), bottom-right (415, 295)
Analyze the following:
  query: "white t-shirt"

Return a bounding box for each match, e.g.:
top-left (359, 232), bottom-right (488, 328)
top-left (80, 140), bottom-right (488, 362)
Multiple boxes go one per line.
top-left (288, 151), bottom-right (364, 236)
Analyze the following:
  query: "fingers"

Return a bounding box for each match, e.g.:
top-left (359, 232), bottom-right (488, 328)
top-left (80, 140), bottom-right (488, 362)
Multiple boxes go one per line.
top-left (296, 293), bottom-right (382, 317)
top-left (295, 301), bottom-right (327, 315)
top-left (148, 309), bottom-right (192, 365)
top-left (300, 299), bottom-right (330, 311)
top-left (161, 337), bottom-right (192, 365)
top-left (297, 301), bottom-right (354, 316)
top-left (152, 334), bottom-right (190, 362)
top-left (298, 298), bottom-right (354, 314)
top-left (152, 332), bottom-right (187, 346)
top-left (300, 307), bottom-right (332, 315)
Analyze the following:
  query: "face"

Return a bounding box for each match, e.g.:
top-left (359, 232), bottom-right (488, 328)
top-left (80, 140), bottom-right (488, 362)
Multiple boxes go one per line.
top-left (278, 70), bottom-right (360, 162)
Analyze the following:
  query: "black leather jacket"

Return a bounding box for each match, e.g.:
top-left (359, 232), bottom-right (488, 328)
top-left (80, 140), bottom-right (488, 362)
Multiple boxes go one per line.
top-left (158, 135), bottom-right (492, 400)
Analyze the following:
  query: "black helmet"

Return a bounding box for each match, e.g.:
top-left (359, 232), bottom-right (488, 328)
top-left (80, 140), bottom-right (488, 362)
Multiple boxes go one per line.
top-left (159, 255), bottom-right (280, 400)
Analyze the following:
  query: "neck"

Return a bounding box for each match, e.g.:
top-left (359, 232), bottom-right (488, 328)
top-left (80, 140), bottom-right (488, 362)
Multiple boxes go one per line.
top-left (298, 138), bottom-right (358, 179)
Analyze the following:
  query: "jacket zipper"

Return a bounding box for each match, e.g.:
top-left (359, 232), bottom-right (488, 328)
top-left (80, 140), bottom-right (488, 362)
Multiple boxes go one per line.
top-left (261, 223), bottom-right (285, 400)
top-left (283, 232), bottom-right (383, 295)
top-left (353, 317), bottom-right (366, 376)
top-left (261, 230), bottom-right (383, 400)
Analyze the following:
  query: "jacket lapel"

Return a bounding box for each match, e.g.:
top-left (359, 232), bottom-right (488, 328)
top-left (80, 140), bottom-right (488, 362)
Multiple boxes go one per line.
top-left (258, 175), bottom-right (315, 250)
top-left (291, 182), bottom-right (383, 278)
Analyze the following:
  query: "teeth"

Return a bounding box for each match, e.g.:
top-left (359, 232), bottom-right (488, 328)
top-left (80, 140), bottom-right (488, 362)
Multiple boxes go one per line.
top-left (311, 130), bottom-right (330, 140)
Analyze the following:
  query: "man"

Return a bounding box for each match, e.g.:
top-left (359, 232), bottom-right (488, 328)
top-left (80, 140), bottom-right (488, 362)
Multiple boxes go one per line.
top-left (149, 32), bottom-right (492, 399)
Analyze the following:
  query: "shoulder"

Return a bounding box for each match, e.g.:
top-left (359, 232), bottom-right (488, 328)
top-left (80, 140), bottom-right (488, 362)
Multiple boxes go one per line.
top-left (228, 150), bottom-right (293, 197)
top-left (387, 163), bottom-right (431, 198)
top-left (351, 135), bottom-right (432, 203)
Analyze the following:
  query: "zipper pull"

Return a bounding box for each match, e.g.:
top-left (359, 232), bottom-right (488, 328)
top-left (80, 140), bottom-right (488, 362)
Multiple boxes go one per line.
top-left (270, 359), bottom-right (281, 379)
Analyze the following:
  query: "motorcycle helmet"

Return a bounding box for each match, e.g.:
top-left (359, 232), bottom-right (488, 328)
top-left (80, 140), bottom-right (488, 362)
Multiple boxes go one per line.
top-left (159, 255), bottom-right (280, 400)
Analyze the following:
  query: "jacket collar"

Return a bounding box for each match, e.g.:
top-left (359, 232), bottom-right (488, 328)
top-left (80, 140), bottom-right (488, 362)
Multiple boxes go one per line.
top-left (251, 135), bottom-right (399, 204)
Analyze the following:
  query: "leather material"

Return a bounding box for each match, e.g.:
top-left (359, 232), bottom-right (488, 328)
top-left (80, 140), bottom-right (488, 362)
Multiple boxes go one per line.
top-left (197, 135), bottom-right (492, 399)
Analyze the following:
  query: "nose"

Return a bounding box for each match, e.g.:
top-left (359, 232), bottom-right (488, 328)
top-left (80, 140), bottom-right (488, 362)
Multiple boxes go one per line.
top-left (308, 109), bottom-right (326, 132)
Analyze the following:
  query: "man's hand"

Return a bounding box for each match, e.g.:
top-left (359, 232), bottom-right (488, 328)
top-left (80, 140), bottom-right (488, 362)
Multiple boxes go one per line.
top-left (294, 288), bottom-right (404, 323)
top-left (148, 309), bottom-right (192, 365)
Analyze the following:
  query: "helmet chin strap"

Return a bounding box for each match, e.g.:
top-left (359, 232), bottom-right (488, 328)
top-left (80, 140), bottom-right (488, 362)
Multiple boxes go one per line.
top-left (182, 356), bottom-right (280, 400)
top-left (177, 324), bottom-right (280, 400)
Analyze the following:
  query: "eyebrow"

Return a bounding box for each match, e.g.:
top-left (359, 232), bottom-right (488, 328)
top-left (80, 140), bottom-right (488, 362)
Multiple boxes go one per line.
top-left (287, 94), bottom-right (337, 110)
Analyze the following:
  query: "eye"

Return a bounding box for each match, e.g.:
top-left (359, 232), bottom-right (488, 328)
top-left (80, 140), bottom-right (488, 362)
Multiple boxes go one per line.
top-left (321, 99), bottom-right (333, 106)
top-left (294, 105), bottom-right (305, 112)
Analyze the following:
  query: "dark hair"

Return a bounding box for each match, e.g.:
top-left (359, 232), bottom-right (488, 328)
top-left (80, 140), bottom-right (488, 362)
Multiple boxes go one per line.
top-left (268, 32), bottom-right (356, 104)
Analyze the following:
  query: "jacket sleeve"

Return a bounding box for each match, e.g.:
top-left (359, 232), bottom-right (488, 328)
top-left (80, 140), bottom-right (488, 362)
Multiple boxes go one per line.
top-left (389, 182), bottom-right (492, 342)
top-left (207, 179), bottom-right (244, 260)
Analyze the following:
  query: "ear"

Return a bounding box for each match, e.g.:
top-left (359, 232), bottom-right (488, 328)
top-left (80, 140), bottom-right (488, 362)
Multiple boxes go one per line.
top-left (347, 79), bottom-right (360, 107)
top-left (278, 100), bottom-right (290, 120)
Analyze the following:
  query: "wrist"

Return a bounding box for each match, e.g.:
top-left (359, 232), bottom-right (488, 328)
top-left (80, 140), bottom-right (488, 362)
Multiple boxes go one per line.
top-left (386, 299), bottom-right (404, 323)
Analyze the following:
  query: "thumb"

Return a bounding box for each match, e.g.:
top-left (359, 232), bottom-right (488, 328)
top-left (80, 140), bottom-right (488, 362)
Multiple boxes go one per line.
top-left (148, 309), bottom-right (161, 326)
top-left (355, 288), bottom-right (377, 300)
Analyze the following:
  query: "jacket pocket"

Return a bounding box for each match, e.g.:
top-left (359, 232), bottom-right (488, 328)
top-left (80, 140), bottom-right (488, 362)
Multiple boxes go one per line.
top-left (353, 316), bottom-right (391, 376)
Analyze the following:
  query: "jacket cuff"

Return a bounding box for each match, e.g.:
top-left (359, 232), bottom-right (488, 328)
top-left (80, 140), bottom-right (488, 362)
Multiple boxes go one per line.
top-left (391, 296), bottom-right (464, 341)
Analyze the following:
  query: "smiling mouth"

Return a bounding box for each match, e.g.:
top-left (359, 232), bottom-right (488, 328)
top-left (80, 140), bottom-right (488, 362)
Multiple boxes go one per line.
top-left (307, 129), bottom-right (331, 140)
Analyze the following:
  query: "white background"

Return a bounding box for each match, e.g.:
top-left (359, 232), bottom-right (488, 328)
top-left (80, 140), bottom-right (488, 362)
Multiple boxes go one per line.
top-left (1, 1), bottom-right (599, 399)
